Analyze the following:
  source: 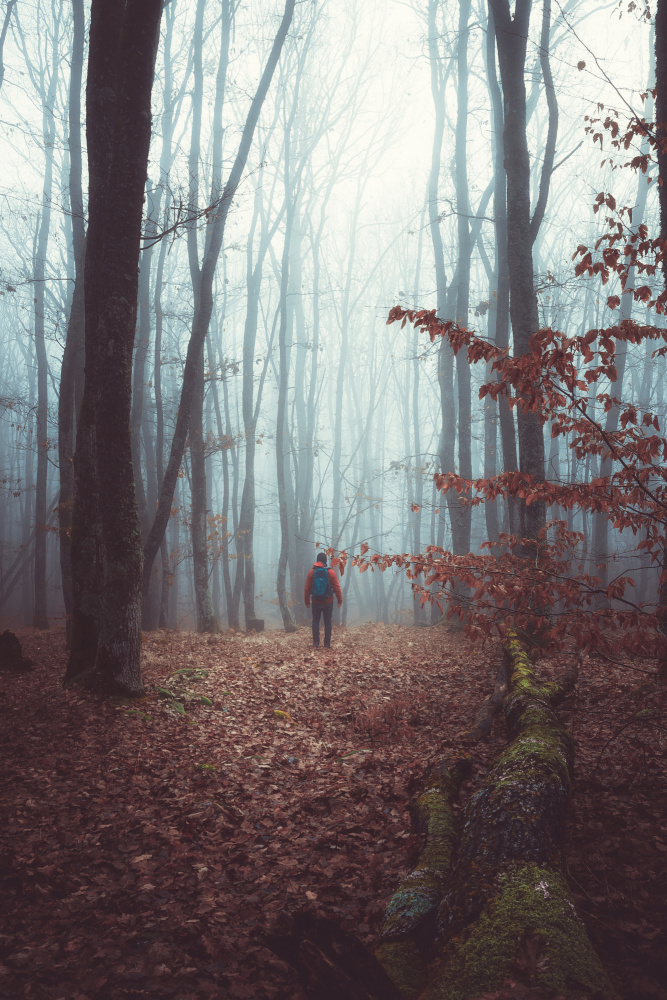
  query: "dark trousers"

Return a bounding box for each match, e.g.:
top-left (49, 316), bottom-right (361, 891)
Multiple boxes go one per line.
top-left (311, 602), bottom-right (333, 647)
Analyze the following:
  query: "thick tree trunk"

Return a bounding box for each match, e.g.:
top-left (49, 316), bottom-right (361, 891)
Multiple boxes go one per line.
top-left (655, 2), bottom-right (667, 677)
top-left (66, 0), bottom-right (163, 695)
top-left (490, 0), bottom-right (547, 545)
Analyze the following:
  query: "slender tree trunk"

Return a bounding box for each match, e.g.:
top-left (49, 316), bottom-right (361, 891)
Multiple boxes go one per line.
top-left (236, 182), bottom-right (283, 630)
top-left (32, 13), bottom-right (61, 629)
top-left (276, 133), bottom-right (297, 632)
top-left (0, 1), bottom-right (16, 91)
top-left (427, 0), bottom-right (460, 569)
top-left (485, 0), bottom-right (518, 536)
top-left (190, 348), bottom-right (219, 632)
top-left (454, 0), bottom-right (472, 557)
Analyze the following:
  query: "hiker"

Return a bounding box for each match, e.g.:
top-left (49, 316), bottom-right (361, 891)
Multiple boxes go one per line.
top-left (304, 552), bottom-right (343, 648)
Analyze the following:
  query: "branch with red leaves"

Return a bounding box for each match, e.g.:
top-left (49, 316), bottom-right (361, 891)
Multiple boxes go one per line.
top-left (378, 307), bottom-right (667, 660)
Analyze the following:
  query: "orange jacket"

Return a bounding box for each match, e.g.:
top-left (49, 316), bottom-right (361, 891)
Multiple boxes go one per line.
top-left (304, 563), bottom-right (343, 606)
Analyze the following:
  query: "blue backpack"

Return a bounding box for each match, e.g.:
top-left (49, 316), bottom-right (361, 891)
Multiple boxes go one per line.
top-left (311, 564), bottom-right (332, 601)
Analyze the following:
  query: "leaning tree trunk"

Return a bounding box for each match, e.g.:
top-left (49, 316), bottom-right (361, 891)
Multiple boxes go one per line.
top-left (267, 635), bottom-right (615, 1000)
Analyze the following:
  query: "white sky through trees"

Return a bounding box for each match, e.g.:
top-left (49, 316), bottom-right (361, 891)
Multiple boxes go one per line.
top-left (0, 0), bottom-right (659, 628)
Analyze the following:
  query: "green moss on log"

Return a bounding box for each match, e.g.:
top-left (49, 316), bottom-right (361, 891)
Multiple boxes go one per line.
top-left (375, 940), bottom-right (427, 1000)
top-left (375, 761), bottom-right (469, 998)
top-left (428, 633), bottom-right (614, 999)
top-left (424, 862), bottom-right (615, 1000)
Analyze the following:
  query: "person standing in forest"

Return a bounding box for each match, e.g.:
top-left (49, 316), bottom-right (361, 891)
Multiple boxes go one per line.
top-left (304, 552), bottom-right (342, 649)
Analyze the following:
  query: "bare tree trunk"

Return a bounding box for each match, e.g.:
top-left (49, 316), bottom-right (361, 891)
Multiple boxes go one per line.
top-left (0, 1), bottom-right (16, 91)
top-left (276, 130), bottom-right (297, 633)
top-left (485, 0), bottom-right (518, 536)
top-left (32, 11), bottom-right (61, 629)
top-left (236, 181), bottom-right (284, 630)
top-left (153, 0), bottom-right (176, 632)
top-left (183, 0), bottom-right (218, 634)
top-left (655, 1), bottom-right (667, 679)
top-left (490, 0), bottom-right (555, 545)
top-left (593, 54), bottom-right (652, 595)
top-left (66, 0), bottom-right (163, 694)
top-left (190, 348), bottom-right (219, 632)
top-left (454, 0), bottom-right (472, 557)
top-left (427, 0), bottom-right (460, 569)
top-left (57, 0), bottom-right (85, 644)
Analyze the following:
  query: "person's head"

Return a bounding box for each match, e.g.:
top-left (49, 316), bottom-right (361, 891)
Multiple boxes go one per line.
top-left (315, 551), bottom-right (327, 565)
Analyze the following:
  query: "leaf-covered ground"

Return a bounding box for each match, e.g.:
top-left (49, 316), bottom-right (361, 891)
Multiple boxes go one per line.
top-left (1, 624), bottom-right (665, 1000)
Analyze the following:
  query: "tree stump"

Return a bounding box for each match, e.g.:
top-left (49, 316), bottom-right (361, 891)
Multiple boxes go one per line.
top-left (0, 631), bottom-right (33, 673)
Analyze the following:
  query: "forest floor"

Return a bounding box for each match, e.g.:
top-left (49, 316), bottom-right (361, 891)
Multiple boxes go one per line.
top-left (1, 622), bottom-right (665, 1000)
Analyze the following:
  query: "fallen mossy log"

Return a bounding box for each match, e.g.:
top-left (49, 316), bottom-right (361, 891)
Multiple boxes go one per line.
top-left (375, 756), bottom-right (472, 998)
top-left (265, 635), bottom-right (614, 999)
top-left (421, 633), bottom-right (614, 999)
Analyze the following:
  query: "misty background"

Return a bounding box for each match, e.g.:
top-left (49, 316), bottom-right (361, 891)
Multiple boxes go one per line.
top-left (0, 0), bottom-right (658, 631)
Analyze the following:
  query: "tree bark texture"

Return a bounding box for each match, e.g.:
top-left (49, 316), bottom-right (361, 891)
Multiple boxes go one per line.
top-left (276, 134), bottom-right (297, 633)
top-left (427, 0), bottom-right (460, 563)
top-left (66, 0), bottom-right (163, 694)
top-left (651, 7), bottom-right (667, 678)
top-left (32, 11), bottom-right (61, 629)
top-left (485, 0), bottom-right (518, 536)
top-left (454, 0), bottom-right (472, 557)
top-left (490, 0), bottom-right (546, 544)
top-left (419, 636), bottom-right (612, 999)
top-left (375, 758), bottom-right (471, 999)
top-left (190, 348), bottom-right (219, 633)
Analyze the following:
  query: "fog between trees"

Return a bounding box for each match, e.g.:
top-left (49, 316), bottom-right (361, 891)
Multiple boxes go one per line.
top-left (0, 0), bottom-right (660, 643)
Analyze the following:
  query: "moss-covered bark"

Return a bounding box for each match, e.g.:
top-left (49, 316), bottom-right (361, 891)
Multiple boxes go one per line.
top-left (418, 632), bottom-right (615, 1000)
top-left (375, 758), bottom-right (471, 998)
